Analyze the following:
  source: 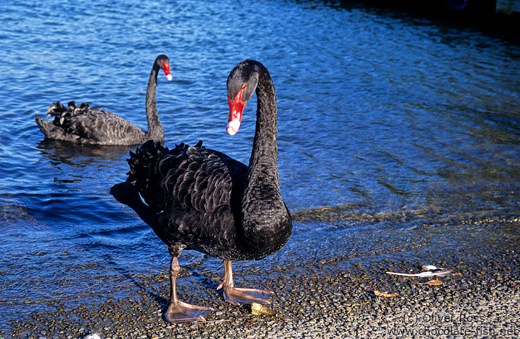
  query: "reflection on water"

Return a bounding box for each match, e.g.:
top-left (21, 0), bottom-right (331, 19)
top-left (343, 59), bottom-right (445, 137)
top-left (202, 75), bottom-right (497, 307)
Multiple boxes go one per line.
top-left (1, 0), bottom-right (520, 332)
top-left (36, 139), bottom-right (135, 165)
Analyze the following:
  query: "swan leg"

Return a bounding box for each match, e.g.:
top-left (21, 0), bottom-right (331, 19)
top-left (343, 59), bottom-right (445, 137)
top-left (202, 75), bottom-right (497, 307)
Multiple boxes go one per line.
top-left (165, 257), bottom-right (214, 324)
top-left (217, 260), bottom-right (273, 306)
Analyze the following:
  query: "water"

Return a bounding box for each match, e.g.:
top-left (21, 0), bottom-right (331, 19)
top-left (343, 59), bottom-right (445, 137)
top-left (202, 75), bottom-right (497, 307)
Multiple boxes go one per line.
top-left (1, 0), bottom-right (520, 331)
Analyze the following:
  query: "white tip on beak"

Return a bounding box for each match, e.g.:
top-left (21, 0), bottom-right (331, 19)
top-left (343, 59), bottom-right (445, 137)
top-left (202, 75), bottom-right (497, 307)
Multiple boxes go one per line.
top-left (166, 74), bottom-right (173, 81)
top-left (227, 118), bottom-right (241, 136)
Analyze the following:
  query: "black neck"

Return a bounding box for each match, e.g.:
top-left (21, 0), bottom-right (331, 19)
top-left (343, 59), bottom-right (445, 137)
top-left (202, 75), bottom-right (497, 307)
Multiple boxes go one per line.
top-left (145, 64), bottom-right (164, 142)
top-left (247, 65), bottom-right (279, 190)
top-left (241, 64), bottom-right (286, 239)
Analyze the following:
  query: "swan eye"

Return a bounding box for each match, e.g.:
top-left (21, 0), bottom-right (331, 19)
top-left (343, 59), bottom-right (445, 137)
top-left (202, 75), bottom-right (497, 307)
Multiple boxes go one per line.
top-left (231, 84), bottom-right (248, 104)
top-left (159, 60), bottom-right (168, 69)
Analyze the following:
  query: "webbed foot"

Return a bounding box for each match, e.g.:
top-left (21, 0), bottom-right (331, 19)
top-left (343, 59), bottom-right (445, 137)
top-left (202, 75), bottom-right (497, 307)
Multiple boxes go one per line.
top-left (219, 286), bottom-right (273, 306)
top-left (165, 300), bottom-right (214, 324)
top-left (217, 260), bottom-right (274, 306)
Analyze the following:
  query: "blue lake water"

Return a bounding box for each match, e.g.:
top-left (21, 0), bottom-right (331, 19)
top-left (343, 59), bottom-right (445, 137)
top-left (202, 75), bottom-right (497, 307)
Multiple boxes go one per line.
top-left (1, 0), bottom-right (520, 332)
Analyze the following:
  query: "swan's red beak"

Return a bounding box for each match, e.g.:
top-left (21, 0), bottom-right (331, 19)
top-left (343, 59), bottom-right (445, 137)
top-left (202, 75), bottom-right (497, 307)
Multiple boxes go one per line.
top-left (227, 84), bottom-right (247, 136)
top-left (161, 60), bottom-right (173, 81)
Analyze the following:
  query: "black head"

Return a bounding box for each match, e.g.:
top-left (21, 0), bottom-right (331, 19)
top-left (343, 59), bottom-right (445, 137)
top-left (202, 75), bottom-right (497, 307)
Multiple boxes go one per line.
top-left (226, 60), bottom-right (263, 135)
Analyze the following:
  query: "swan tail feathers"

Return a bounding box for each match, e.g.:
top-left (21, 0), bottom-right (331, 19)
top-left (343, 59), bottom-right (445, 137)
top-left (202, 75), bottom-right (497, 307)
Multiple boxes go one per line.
top-left (34, 116), bottom-right (54, 137)
top-left (127, 140), bottom-right (167, 190)
top-left (34, 115), bottom-right (70, 140)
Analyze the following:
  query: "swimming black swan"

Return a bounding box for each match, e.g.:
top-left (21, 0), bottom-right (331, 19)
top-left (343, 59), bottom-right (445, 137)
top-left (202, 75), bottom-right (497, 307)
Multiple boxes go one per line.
top-left (110, 59), bottom-right (292, 323)
top-left (34, 54), bottom-right (173, 145)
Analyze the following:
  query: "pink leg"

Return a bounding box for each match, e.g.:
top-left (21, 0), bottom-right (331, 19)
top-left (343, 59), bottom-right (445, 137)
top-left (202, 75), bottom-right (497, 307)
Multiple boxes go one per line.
top-left (165, 257), bottom-right (213, 324)
top-left (217, 260), bottom-right (273, 306)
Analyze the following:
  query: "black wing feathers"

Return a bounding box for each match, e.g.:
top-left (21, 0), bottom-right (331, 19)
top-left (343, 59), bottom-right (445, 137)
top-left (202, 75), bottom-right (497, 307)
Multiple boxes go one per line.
top-left (46, 101), bottom-right (143, 143)
top-left (128, 140), bottom-right (243, 215)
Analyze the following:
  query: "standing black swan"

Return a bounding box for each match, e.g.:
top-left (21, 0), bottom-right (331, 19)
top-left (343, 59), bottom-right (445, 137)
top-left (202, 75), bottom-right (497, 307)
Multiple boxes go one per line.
top-left (34, 54), bottom-right (173, 145)
top-left (110, 59), bottom-right (292, 323)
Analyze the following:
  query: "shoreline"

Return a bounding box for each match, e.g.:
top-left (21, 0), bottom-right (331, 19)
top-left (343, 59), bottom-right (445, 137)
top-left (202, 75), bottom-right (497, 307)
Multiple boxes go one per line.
top-left (3, 217), bottom-right (520, 338)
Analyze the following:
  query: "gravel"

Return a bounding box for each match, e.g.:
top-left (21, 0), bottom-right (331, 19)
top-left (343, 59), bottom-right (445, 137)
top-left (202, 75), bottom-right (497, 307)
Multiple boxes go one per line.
top-left (2, 216), bottom-right (520, 338)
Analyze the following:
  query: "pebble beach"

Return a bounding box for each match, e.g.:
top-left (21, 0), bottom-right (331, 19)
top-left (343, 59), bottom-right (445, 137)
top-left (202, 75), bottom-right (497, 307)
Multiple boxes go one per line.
top-left (3, 215), bottom-right (519, 339)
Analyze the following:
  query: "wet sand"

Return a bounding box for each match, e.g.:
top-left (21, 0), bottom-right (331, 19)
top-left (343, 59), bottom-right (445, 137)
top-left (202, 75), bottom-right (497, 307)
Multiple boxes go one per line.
top-left (2, 216), bottom-right (520, 338)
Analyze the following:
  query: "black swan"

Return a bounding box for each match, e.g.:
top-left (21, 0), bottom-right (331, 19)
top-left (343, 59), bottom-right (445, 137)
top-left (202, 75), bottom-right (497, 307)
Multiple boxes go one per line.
top-left (34, 54), bottom-right (172, 145)
top-left (110, 59), bottom-right (292, 323)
